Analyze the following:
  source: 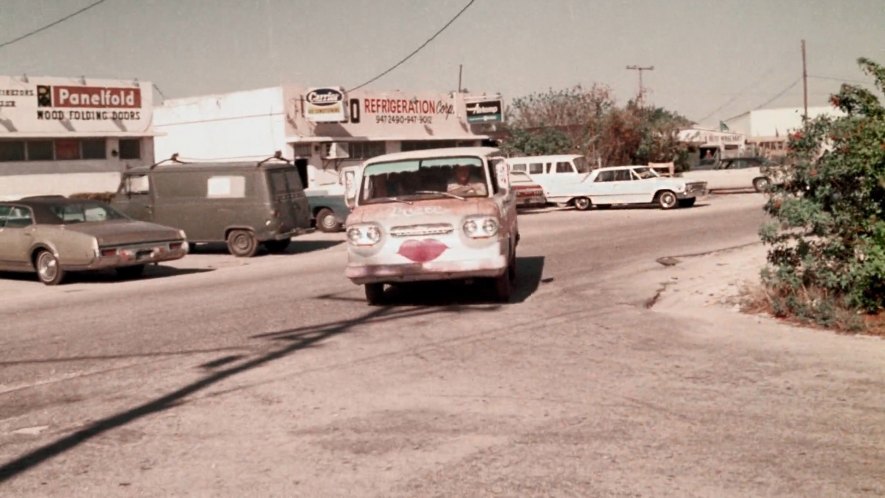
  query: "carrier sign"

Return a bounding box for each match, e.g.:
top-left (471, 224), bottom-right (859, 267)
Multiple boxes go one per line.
top-left (305, 87), bottom-right (346, 122)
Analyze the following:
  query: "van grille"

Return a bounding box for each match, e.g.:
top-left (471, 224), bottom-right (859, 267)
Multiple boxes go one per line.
top-left (390, 224), bottom-right (454, 237)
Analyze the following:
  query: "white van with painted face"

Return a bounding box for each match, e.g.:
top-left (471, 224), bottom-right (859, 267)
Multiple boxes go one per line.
top-left (505, 154), bottom-right (592, 205)
top-left (344, 147), bottom-right (518, 305)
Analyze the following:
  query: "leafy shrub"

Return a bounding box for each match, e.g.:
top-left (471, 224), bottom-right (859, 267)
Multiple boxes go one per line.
top-left (760, 57), bottom-right (885, 328)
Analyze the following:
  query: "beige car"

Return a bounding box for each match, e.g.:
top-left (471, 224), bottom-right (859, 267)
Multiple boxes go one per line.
top-left (0, 197), bottom-right (188, 285)
top-left (345, 147), bottom-right (519, 305)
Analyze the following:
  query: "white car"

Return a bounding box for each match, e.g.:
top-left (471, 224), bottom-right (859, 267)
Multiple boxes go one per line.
top-left (681, 157), bottom-right (776, 192)
top-left (553, 165), bottom-right (707, 210)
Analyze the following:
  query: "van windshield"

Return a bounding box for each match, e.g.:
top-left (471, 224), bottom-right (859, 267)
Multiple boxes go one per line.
top-left (360, 156), bottom-right (489, 203)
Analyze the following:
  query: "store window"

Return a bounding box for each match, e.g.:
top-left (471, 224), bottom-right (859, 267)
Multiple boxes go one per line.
top-left (291, 143), bottom-right (311, 158)
top-left (119, 139), bottom-right (141, 159)
top-left (0, 141), bottom-right (26, 162)
top-left (349, 141), bottom-right (386, 159)
top-left (27, 141), bottom-right (54, 161)
top-left (82, 139), bottom-right (106, 159)
top-left (55, 140), bottom-right (81, 160)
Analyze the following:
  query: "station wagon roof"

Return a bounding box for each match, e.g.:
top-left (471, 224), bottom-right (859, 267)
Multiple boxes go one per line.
top-left (363, 147), bottom-right (500, 165)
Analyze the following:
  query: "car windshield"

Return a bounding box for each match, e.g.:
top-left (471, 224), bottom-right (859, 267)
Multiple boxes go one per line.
top-left (632, 167), bottom-right (659, 179)
top-left (48, 202), bottom-right (129, 224)
top-left (360, 156), bottom-right (488, 203)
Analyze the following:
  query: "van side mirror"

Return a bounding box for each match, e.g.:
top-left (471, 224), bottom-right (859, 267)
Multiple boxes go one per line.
top-left (492, 158), bottom-right (510, 192)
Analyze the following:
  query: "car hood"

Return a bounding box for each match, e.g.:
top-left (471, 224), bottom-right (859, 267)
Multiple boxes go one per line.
top-left (64, 220), bottom-right (184, 246)
top-left (347, 197), bottom-right (499, 226)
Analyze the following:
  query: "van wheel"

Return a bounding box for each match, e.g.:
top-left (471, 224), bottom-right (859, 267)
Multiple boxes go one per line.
top-left (365, 283), bottom-right (385, 305)
top-left (116, 265), bottom-right (145, 279)
top-left (656, 190), bottom-right (678, 210)
top-left (753, 177), bottom-right (771, 192)
top-left (573, 197), bottom-right (592, 211)
top-left (264, 239), bottom-right (291, 253)
top-left (227, 230), bottom-right (258, 257)
top-left (35, 250), bottom-right (65, 285)
top-left (316, 208), bottom-right (341, 233)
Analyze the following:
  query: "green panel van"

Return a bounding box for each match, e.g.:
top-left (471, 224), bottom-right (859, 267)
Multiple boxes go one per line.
top-left (112, 154), bottom-right (311, 257)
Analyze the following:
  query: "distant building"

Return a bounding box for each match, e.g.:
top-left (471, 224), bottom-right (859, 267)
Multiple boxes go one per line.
top-left (153, 86), bottom-right (500, 194)
top-left (677, 128), bottom-right (747, 166)
top-left (0, 75), bottom-right (155, 200)
top-left (722, 106), bottom-right (844, 156)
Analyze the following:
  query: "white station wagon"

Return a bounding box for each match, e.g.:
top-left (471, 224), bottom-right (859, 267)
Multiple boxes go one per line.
top-left (556, 165), bottom-right (707, 210)
top-left (344, 147), bottom-right (519, 305)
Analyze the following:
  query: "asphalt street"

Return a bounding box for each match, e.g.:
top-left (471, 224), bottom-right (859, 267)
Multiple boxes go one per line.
top-left (1, 193), bottom-right (882, 497)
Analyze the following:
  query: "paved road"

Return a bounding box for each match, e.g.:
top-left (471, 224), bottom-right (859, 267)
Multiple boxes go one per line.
top-left (1, 193), bottom-right (882, 497)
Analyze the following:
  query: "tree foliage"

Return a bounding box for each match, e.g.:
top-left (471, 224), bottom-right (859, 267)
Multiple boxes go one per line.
top-left (501, 85), bottom-right (691, 168)
top-left (760, 57), bottom-right (885, 326)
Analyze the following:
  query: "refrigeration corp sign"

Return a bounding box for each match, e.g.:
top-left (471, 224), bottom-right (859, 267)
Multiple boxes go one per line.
top-left (0, 76), bottom-right (152, 133)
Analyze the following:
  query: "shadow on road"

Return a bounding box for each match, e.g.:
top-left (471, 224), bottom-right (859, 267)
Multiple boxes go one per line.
top-left (0, 302), bottom-right (490, 483)
top-left (0, 266), bottom-right (213, 286)
top-left (352, 255), bottom-right (545, 306)
top-left (190, 239), bottom-right (342, 256)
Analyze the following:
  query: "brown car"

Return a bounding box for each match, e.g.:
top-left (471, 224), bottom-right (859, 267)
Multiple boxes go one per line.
top-left (509, 170), bottom-right (547, 208)
top-left (0, 197), bottom-right (188, 285)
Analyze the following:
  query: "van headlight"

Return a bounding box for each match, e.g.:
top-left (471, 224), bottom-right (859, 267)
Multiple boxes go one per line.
top-left (347, 223), bottom-right (383, 246)
top-left (463, 216), bottom-right (499, 238)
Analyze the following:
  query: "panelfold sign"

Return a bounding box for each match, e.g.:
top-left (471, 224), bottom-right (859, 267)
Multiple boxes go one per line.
top-left (305, 87), bottom-right (346, 122)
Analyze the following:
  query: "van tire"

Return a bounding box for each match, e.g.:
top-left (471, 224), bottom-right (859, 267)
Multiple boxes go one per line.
top-left (365, 283), bottom-right (385, 305)
top-left (227, 230), bottom-right (258, 257)
top-left (573, 197), bottom-right (592, 211)
top-left (316, 208), bottom-right (341, 233)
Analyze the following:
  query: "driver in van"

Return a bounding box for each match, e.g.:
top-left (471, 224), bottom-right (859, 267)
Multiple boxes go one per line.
top-left (447, 164), bottom-right (487, 196)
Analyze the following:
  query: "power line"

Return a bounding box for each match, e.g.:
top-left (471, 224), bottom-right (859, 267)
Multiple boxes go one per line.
top-left (753, 78), bottom-right (801, 110)
top-left (809, 74), bottom-right (870, 85)
top-left (695, 55), bottom-right (791, 124)
top-left (347, 0), bottom-right (476, 93)
top-left (0, 0), bottom-right (108, 50)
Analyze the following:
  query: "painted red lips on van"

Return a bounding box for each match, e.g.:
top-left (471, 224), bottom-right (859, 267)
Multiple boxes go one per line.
top-left (397, 239), bottom-right (448, 263)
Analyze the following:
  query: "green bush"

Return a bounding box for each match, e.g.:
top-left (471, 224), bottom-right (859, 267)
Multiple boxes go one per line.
top-left (760, 57), bottom-right (885, 327)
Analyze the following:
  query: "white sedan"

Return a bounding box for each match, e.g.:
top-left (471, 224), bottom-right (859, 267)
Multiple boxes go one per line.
top-left (549, 165), bottom-right (707, 210)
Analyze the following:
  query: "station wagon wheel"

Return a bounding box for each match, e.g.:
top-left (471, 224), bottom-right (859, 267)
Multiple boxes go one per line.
top-left (364, 283), bottom-right (385, 305)
top-left (753, 177), bottom-right (771, 192)
top-left (656, 190), bottom-right (678, 210)
top-left (316, 208), bottom-right (342, 233)
top-left (227, 230), bottom-right (258, 257)
top-left (35, 250), bottom-right (65, 285)
top-left (573, 197), bottom-right (592, 211)
top-left (116, 265), bottom-right (146, 279)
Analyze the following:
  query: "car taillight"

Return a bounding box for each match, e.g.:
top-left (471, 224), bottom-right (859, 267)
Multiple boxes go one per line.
top-left (100, 248), bottom-right (117, 257)
top-left (169, 242), bottom-right (183, 250)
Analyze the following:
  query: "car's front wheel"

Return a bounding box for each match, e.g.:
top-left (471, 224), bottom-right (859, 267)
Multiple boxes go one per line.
top-left (753, 177), bottom-right (771, 192)
top-left (316, 208), bottom-right (342, 233)
top-left (656, 190), bottom-right (678, 210)
top-left (573, 197), bottom-right (592, 211)
top-left (35, 250), bottom-right (65, 285)
top-left (227, 230), bottom-right (258, 257)
top-left (365, 283), bottom-right (386, 305)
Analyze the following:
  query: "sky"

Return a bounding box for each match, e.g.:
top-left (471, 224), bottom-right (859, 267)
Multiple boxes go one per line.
top-left (1, 0), bottom-right (883, 127)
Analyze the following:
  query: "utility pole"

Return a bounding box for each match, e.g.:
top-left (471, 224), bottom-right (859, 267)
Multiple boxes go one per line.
top-left (626, 65), bottom-right (654, 105)
top-left (801, 40), bottom-right (808, 120)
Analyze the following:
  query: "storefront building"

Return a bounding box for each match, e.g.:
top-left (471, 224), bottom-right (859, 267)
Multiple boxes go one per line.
top-left (153, 85), bottom-right (502, 193)
top-left (0, 75), bottom-right (155, 200)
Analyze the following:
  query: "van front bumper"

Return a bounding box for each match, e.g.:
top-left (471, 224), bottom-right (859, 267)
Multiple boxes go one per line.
top-left (346, 255), bottom-right (507, 285)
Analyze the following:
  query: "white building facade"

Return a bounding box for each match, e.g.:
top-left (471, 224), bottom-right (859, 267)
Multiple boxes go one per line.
top-left (0, 75), bottom-right (155, 200)
top-left (723, 106), bottom-right (844, 155)
top-left (153, 86), bottom-right (499, 193)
